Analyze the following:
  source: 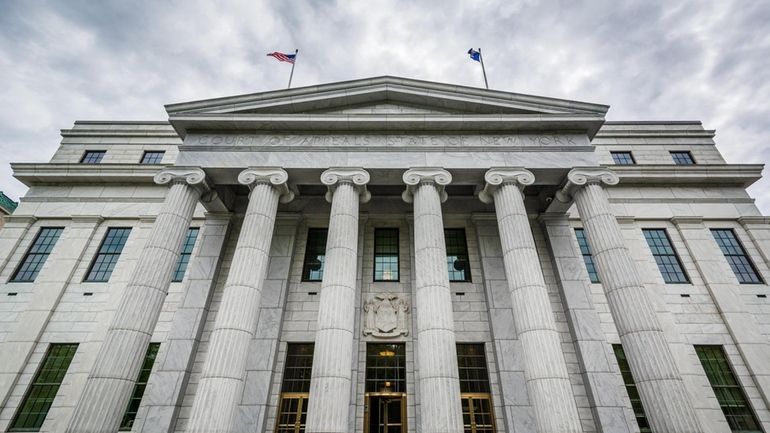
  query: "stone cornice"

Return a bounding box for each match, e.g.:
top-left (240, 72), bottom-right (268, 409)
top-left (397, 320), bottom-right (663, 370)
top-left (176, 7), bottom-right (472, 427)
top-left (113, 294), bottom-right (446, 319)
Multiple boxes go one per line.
top-left (237, 167), bottom-right (294, 203)
top-left (12, 163), bottom-right (162, 187)
top-left (478, 168), bottom-right (535, 204)
top-left (402, 168), bottom-right (452, 203)
top-left (738, 216), bottom-right (770, 226)
top-left (669, 216), bottom-right (705, 226)
top-left (320, 168), bottom-right (371, 204)
top-left (611, 164), bottom-right (763, 187)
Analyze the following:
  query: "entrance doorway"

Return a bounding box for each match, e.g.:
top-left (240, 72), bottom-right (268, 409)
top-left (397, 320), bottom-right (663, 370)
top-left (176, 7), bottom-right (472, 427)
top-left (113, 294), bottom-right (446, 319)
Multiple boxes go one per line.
top-left (364, 343), bottom-right (407, 433)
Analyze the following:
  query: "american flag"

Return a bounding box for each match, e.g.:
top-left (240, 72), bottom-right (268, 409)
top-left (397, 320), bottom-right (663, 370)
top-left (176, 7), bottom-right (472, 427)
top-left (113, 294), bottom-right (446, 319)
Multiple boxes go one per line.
top-left (267, 51), bottom-right (296, 64)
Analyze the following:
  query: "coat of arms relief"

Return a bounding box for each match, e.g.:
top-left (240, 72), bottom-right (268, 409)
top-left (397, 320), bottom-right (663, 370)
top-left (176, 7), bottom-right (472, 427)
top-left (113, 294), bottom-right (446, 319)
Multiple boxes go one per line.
top-left (363, 293), bottom-right (409, 337)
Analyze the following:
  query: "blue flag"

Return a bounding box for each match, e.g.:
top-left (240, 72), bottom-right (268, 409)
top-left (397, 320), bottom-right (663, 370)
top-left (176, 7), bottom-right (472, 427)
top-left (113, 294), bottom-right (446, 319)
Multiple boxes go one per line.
top-left (468, 48), bottom-right (481, 62)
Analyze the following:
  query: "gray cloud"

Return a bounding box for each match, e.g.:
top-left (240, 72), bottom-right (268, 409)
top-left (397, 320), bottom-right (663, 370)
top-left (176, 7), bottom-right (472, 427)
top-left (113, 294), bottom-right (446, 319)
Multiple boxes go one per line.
top-left (0, 0), bottom-right (768, 211)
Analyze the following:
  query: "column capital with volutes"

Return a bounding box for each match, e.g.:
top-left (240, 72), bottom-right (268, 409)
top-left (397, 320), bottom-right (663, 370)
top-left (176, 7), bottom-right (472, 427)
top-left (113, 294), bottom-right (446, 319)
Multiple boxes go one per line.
top-left (321, 167), bottom-right (371, 203)
top-left (556, 167), bottom-right (620, 202)
top-left (401, 167), bottom-right (452, 203)
top-left (237, 167), bottom-right (294, 203)
top-left (154, 166), bottom-right (212, 195)
top-left (478, 167), bottom-right (535, 204)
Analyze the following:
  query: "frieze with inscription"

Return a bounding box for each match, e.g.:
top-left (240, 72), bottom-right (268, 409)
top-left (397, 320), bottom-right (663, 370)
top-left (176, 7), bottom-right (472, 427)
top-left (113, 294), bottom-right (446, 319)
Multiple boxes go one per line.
top-left (186, 133), bottom-right (588, 149)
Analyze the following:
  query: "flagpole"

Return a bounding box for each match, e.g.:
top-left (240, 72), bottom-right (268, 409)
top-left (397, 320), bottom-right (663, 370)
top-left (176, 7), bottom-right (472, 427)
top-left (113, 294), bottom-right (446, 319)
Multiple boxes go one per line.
top-left (287, 49), bottom-right (298, 89)
top-left (478, 48), bottom-right (489, 89)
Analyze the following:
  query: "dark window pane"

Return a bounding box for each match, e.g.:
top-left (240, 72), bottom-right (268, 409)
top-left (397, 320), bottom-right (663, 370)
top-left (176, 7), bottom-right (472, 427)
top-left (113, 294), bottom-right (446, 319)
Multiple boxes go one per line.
top-left (613, 345), bottom-right (651, 432)
top-left (457, 344), bottom-right (491, 394)
top-left (119, 343), bottom-right (160, 430)
top-left (374, 228), bottom-right (399, 281)
top-left (574, 228), bottom-right (600, 283)
top-left (671, 151), bottom-right (695, 165)
top-left (302, 229), bottom-right (327, 282)
top-left (85, 227), bottom-right (132, 282)
top-left (695, 346), bottom-right (761, 432)
top-left (80, 150), bottom-right (105, 164)
top-left (140, 151), bottom-right (165, 164)
top-left (11, 228), bottom-right (64, 282)
top-left (446, 228), bottom-right (472, 282)
top-left (172, 228), bottom-right (199, 282)
top-left (643, 229), bottom-right (689, 283)
top-left (365, 343), bottom-right (406, 393)
top-left (9, 344), bottom-right (78, 431)
top-left (711, 229), bottom-right (763, 284)
top-left (611, 151), bottom-right (635, 165)
top-left (281, 344), bottom-right (314, 393)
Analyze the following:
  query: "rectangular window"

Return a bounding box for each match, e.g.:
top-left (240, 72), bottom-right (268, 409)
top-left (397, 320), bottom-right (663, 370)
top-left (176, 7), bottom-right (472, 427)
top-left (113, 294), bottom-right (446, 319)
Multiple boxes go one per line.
top-left (140, 151), bottom-right (165, 164)
top-left (574, 228), bottom-right (600, 283)
top-left (671, 151), bottom-right (695, 165)
top-left (275, 343), bottom-right (314, 433)
top-left (365, 343), bottom-right (406, 393)
top-left (172, 228), bottom-right (199, 282)
top-left (611, 151), bottom-right (636, 165)
top-left (85, 227), bottom-right (132, 282)
top-left (457, 344), bottom-right (496, 433)
top-left (374, 228), bottom-right (399, 281)
top-left (612, 344), bottom-right (651, 433)
top-left (80, 150), bottom-right (106, 164)
top-left (643, 229), bottom-right (689, 283)
top-left (711, 229), bottom-right (763, 284)
top-left (120, 343), bottom-right (160, 431)
top-left (446, 228), bottom-right (472, 282)
top-left (695, 346), bottom-right (761, 432)
top-left (9, 343), bottom-right (78, 432)
top-left (11, 227), bottom-right (64, 282)
top-left (301, 229), bottom-right (327, 282)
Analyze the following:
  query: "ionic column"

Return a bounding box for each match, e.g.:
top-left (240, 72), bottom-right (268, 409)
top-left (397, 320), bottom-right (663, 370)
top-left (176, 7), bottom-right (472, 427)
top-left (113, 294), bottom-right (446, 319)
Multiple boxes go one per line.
top-left (402, 168), bottom-right (463, 433)
top-left (479, 168), bottom-right (582, 433)
top-left (186, 168), bottom-right (293, 433)
top-left (558, 167), bottom-right (701, 433)
top-left (306, 168), bottom-right (370, 433)
top-left (67, 167), bottom-right (212, 433)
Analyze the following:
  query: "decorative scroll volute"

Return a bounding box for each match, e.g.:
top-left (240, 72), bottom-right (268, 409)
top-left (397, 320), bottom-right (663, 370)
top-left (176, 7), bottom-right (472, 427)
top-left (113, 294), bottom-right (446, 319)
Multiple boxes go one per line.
top-left (238, 167), bottom-right (294, 203)
top-left (154, 167), bottom-right (212, 197)
top-left (478, 167), bottom-right (535, 204)
top-left (401, 168), bottom-right (452, 203)
top-left (555, 167), bottom-right (620, 203)
top-left (320, 168), bottom-right (371, 203)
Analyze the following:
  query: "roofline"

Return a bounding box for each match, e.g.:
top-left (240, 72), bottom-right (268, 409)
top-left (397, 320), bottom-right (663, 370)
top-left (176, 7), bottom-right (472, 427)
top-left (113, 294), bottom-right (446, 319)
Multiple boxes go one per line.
top-left (164, 75), bottom-right (610, 115)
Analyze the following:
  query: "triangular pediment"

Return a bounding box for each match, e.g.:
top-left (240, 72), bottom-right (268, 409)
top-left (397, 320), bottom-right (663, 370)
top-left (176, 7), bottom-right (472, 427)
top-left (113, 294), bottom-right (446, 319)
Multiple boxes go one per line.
top-left (165, 76), bottom-right (609, 117)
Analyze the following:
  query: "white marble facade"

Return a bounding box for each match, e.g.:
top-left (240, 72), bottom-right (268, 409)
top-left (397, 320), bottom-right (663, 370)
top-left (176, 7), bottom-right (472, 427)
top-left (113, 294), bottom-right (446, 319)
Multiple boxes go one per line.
top-left (0, 76), bottom-right (769, 433)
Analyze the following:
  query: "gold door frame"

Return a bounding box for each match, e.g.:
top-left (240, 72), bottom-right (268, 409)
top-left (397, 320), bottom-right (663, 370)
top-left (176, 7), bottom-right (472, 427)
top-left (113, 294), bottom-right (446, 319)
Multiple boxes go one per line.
top-left (274, 392), bottom-right (309, 433)
top-left (364, 392), bottom-right (407, 433)
top-left (461, 393), bottom-right (496, 433)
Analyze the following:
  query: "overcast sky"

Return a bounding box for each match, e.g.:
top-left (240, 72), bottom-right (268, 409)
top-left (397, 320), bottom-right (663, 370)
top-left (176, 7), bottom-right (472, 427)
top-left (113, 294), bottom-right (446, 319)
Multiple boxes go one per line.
top-left (1, 1), bottom-right (769, 212)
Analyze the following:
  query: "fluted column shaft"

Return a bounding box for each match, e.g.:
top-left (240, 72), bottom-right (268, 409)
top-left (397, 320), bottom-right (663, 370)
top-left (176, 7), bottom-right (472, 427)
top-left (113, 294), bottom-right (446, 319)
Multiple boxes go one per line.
top-left (480, 168), bottom-right (582, 433)
top-left (187, 168), bottom-right (293, 433)
top-left (306, 168), bottom-right (370, 433)
top-left (67, 168), bottom-right (209, 433)
top-left (403, 168), bottom-right (464, 433)
top-left (565, 168), bottom-right (701, 433)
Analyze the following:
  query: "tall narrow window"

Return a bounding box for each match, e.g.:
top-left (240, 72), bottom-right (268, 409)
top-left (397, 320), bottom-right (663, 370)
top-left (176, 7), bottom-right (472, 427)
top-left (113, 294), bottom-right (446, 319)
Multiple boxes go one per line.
top-left (574, 228), bottom-right (600, 283)
top-left (643, 229), bottom-right (689, 283)
top-left (670, 151), bottom-right (695, 165)
top-left (446, 228), bottom-right (472, 282)
top-left (85, 227), bottom-right (132, 282)
top-left (711, 229), bottom-right (763, 284)
top-left (80, 150), bottom-right (105, 164)
top-left (695, 346), bottom-right (761, 432)
top-left (275, 343), bottom-right (314, 433)
top-left (9, 343), bottom-right (78, 432)
top-left (140, 151), bottom-right (165, 164)
top-left (374, 228), bottom-right (399, 281)
top-left (612, 344), bottom-right (651, 433)
top-left (11, 227), bottom-right (64, 282)
top-left (611, 151), bottom-right (636, 165)
top-left (364, 343), bottom-right (407, 433)
top-left (457, 344), bottom-right (496, 433)
top-left (120, 343), bottom-right (160, 430)
top-left (301, 229), bottom-right (327, 282)
top-left (172, 228), bottom-right (199, 282)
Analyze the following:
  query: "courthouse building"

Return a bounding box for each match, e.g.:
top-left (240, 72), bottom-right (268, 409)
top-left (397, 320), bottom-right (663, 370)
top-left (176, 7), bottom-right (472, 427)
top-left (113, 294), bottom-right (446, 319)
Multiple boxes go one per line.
top-left (1, 76), bottom-right (770, 433)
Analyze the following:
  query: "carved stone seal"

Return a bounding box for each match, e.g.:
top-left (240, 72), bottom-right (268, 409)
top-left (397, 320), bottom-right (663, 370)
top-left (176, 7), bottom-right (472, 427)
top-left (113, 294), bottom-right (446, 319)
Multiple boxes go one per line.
top-left (363, 293), bottom-right (409, 337)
